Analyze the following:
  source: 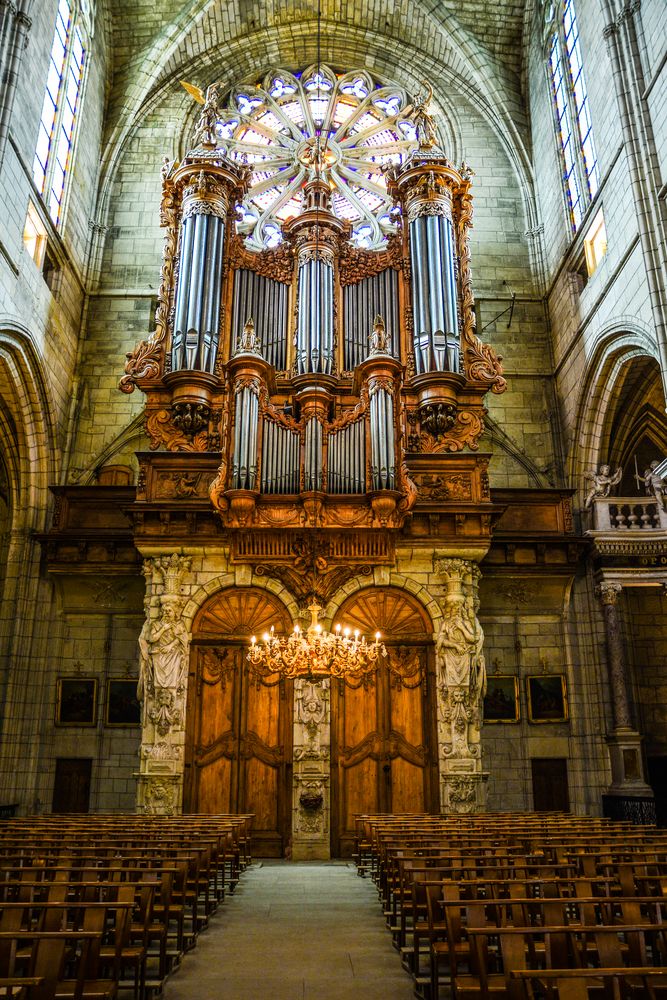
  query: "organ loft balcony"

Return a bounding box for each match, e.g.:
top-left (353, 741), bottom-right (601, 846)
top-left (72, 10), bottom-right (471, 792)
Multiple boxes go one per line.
top-left (118, 69), bottom-right (508, 560)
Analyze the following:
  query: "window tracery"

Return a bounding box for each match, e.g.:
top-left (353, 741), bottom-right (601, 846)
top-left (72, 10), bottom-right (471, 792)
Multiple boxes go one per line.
top-left (216, 65), bottom-right (419, 251)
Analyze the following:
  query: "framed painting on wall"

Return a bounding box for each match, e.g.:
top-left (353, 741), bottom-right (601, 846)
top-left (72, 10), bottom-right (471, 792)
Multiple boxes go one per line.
top-left (526, 674), bottom-right (569, 723)
top-left (105, 680), bottom-right (141, 727)
top-left (55, 678), bottom-right (97, 726)
top-left (483, 676), bottom-right (520, 723)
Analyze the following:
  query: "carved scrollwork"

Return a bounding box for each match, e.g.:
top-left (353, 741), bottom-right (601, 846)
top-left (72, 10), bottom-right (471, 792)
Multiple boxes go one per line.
top-left (145, 409), bottom-right (209, 452)
top-left (413, 408), bottom-right (485, 453)
top-left (120, 179), bottom-right (177, 393)
top-left (327, 386), bottom-right (368, 433)
top-left (171, 402), bottom-right (210, 437)
top-left (338, 236), bottom-right (402, 286)
top-left (387, 646), bottom-right (423, 690)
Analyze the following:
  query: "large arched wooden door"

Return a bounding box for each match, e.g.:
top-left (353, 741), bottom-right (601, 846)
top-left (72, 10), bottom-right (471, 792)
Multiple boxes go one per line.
top-left (183, 588), bottom-right (293, 857)
top-left (330, 588), bottom-right (438, 856)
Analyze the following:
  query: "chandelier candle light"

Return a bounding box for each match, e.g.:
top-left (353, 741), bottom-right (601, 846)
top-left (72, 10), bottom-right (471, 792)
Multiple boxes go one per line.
top-left (247, 601), bottom-right (387, 681)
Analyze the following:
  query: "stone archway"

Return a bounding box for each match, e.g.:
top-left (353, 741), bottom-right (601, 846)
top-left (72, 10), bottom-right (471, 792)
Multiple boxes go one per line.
top-left (184, 587), bottom-right (293, 857)
top-left (329, 587), bottom-right (438, 856)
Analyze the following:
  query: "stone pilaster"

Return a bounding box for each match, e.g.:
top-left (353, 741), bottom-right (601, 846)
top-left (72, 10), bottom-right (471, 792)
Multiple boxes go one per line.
top-left (291, 679), bottom-right (330, 860)
top-left (136, 553), bottom-right (192, 814)
top-left (433, 557), bottom-right (486, 813)
top-left (595, 581), bottom-right (654, 806)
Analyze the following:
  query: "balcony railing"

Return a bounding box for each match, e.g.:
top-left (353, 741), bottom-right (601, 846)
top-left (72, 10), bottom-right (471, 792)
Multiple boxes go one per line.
top-left (590, 497), bottom-right (667, 531)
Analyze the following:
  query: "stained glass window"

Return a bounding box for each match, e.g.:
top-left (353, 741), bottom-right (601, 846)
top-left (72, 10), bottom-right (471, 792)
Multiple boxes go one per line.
top-left (32, 0), bottom-right (86, 227)
top-left (547, 0), bottom-right (598, 232)
top-left (216, 66), bottom-right (418, 251)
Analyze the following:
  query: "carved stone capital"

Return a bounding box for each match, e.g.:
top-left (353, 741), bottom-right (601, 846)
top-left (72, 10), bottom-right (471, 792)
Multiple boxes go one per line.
top-left (596, 581), bottom-right (622, 605)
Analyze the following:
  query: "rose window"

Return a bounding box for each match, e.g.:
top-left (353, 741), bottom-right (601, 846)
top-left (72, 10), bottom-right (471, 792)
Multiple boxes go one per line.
top-left (216, 65), bottom-right (419, 251)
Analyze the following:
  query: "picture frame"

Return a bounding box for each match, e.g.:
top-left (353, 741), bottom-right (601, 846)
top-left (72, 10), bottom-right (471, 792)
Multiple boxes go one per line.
top-left (105, 680), bottom-right (141, 727)
top-left (526, 674), bottom-right (569, 723)
top-left (483, 675), bottom-right (520, 723)
top-left (55, 678), bottom-right (98, 727)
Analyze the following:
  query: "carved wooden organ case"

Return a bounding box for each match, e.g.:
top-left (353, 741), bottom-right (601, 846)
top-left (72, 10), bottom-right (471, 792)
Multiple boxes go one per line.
top-left (120, 80), bottom-right (506, 572)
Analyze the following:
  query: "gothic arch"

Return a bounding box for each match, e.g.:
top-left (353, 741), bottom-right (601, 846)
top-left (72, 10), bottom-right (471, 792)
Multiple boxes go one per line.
top-left (569, 321), bottom-right (661, 500)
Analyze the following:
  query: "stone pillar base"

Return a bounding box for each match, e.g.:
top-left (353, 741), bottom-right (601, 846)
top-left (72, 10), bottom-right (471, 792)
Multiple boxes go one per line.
top-left (440, 769), bottom-right (487, 814)
top-left (606, 729), bottom-right (654, 798)
top-left (135, 773), bottom-right (182, 815)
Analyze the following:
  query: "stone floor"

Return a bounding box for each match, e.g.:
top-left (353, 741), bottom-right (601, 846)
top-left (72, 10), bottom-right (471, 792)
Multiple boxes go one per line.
top-left (163, 861), bottom-right (415, 1000)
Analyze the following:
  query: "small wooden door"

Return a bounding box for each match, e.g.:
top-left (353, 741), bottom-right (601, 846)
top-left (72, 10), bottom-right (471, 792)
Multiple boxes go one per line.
top-left (52, 758), bottom-right (92, 813)
top-left (184, 589), bottom-right (293, 857)
top-left (531, 758), bottom-right (570, 812)
top-left (331, 588), bottom-right (438, 856)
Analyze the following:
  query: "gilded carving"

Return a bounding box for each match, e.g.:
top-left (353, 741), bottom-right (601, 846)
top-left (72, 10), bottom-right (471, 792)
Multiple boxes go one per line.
top-left (337, 237), bottom-right (402, 286)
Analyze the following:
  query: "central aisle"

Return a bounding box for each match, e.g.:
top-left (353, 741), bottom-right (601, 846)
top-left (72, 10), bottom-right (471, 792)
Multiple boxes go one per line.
top-left (163, 861), bottom-right (415, 1000)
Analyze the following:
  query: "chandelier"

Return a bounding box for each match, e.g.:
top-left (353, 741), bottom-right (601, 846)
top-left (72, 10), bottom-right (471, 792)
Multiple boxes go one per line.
top-left (247, 600), bottom-right (387, 682)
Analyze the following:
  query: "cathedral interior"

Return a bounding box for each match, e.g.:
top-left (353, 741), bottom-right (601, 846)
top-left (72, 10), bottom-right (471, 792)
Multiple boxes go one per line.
top-left (0, 0), bottom-right (666, 860)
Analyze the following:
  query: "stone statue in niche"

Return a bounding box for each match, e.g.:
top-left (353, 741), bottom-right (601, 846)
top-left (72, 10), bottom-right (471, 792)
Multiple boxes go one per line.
top-left (435, 593), bottom-right (486, 701)
top-left (138, 595), bottom-right (189, 706)
top-left (583, 464), bottom-right (622, 509)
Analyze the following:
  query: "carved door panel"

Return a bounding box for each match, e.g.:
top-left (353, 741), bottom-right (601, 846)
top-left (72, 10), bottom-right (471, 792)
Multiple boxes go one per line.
top-left (184, 588), bottom-right (293, 857)
top-left (330, 588), bottom-right (438, 857)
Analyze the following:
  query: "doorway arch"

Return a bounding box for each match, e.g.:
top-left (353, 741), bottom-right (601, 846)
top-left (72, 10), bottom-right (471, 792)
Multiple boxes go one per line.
top-left (184, 587), bottom-right (293, 856)
top-left (330, 587), bottom-right (438, 856)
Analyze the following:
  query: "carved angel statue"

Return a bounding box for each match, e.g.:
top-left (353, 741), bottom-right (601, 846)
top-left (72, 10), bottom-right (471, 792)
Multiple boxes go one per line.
top-left (189, 83), bottom-right (220, 148)
top-left (138, 596), bottom-right (189, 702)
top-left (404, 83), bottom-right (438, 150)
top-left (369, 314), bottom-right (389, 355)
top-left (583, 464), bottom-right (622, 509)
top-left (643, 460), bottom-right (667, 511)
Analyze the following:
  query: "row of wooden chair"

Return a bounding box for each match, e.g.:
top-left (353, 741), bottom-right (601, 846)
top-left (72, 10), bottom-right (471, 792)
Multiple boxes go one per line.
top-left (354, 812), bottom-right (667, 1000)
top-left (0, 814), bottom-right (254, 1000)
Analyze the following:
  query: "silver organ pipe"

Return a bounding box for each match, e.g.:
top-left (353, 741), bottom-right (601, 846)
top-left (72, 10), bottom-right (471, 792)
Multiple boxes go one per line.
top-left (369, 384), bottom-right (396, 490)
top-left (172, 213), bottom-right (226, 373)
top-left (232, 382), bottom-right (259, 489)
top-left (260, 420), bottom-right (301, 494)
top-left (296, 258), bottom-right (334, 375)
top-left (303, 418), bottom-right (323, 491)
top-left (231, 269), bottom-right (288, 369)
top-left (343, 268), bottom-right (399, 368)
top-left (327, 420), bottom-right (365, 494)
top-left (409, 214), bottom-right (459, 374)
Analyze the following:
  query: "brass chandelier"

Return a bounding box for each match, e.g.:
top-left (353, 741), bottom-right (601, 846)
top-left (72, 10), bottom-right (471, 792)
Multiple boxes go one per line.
top-left (247, 601), bottom-right (387, 682)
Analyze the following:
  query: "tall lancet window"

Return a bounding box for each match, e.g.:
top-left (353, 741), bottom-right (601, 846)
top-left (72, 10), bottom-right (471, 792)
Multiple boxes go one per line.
top-left (547, 0), bottom-right (599, 232)
top-left (32, 0), bottom-right (87, 226)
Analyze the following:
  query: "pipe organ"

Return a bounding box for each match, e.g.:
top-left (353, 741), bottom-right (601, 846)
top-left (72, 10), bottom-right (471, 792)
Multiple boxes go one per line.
top-left (121, 76), bottom-right (505, 543)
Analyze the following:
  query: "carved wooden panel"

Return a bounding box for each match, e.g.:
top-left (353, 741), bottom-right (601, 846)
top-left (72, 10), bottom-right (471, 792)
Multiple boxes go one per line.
top-left (184, 642), bottom-right (292, 857)
top-left (193, 587), bottom-right (293, 638)
top-left (337, 586), bottom-right (433, 637)
top-left (331, 588), bottom-right (437, 856)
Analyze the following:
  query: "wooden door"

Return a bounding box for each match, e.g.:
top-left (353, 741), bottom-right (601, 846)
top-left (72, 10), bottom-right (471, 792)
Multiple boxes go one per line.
top-left (184, 589), bottom-right (293, 857)
top-left (531, 758), bottom-right (570, 812)
top-left (330, 588), bottom-right (438, 856)
top-left (52, 758), bottom-right (92, 813)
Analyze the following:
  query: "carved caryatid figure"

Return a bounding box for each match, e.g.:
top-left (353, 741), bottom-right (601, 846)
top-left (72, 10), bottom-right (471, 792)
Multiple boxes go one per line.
top-left (436, 593), bottom-right (486, 700)
top-left (583, 464), bottom-right (622, 509)
top-left (138, 596), bottom-right (189, 702)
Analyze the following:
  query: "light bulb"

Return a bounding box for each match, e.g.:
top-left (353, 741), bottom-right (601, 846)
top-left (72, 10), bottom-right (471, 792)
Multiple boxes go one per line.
top-left (262, 633), bottom-right (269, 642)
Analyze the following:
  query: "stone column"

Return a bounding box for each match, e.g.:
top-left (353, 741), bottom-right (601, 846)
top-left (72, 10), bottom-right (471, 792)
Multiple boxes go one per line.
top-left (433, 557), bottom-right (486, 813)
top-left (136, 554), bottom-right (192, 814)
top-left (291, 679), bottom-right (330, 860)
top-left (595, 581), bottom-right (654, 811)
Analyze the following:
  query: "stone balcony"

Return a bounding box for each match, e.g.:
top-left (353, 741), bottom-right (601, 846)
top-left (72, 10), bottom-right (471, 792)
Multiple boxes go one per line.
top-left (590, 497), bottom-right (667, 531)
